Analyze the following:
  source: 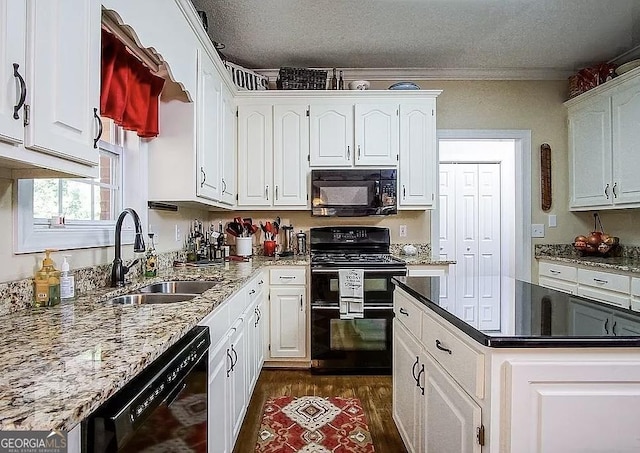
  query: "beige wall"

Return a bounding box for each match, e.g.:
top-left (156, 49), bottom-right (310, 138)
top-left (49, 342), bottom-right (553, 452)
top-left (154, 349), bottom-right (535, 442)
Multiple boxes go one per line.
top-left (4, 79), bottom-right (640, 283)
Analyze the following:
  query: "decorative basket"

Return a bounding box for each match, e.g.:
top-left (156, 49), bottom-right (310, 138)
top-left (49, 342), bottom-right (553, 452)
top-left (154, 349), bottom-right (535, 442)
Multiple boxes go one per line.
top-left (277, 67), bottom-right (327, 90)
top-left (573, 213), bottom-right (620, 256)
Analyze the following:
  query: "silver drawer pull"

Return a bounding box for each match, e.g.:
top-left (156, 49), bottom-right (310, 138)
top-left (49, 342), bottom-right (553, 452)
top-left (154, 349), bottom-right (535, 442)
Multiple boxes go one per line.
top-left (593, 278), bottom-right (608, 284)
top-left (549, 269), bottom-right (561, 275)
top-left (399, 307), bottom-right (409, 316)
top-left (435, 339), bottom-right (452, 355)
top-left (279, 275), bottom-right (296, 280)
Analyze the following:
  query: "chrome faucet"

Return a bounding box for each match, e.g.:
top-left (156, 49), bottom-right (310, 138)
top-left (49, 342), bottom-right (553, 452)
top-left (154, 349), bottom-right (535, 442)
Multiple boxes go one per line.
top-left (111, 208), bottom-right (146, 287)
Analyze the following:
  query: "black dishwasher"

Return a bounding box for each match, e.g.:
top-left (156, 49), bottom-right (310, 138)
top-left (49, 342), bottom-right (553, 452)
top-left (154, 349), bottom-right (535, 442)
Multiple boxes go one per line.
top-left (84, 326), bottom-right (210, 453)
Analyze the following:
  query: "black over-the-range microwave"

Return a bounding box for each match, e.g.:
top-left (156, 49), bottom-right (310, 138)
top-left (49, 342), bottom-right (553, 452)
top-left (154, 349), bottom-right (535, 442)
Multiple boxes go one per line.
top-left (310, 169), bottom-right (397, 217)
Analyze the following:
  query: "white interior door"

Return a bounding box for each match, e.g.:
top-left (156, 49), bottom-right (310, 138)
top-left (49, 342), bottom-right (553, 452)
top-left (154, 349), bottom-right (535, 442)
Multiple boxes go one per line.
top-left (440, 162), bottom-right (501, 330)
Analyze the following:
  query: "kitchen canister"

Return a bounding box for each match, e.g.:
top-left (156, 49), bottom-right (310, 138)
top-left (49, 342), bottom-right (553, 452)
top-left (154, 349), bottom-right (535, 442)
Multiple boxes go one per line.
top-left (236, 237), bottom-right (253, 256)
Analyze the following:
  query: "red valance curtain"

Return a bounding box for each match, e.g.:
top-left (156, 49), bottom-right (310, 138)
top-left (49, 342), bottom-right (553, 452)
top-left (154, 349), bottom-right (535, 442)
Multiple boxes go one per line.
top-left (101, 29), bottom-right (165, 138)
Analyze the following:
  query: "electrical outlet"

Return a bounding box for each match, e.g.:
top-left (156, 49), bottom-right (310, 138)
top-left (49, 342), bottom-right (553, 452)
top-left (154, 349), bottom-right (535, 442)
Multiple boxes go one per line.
top-left (175, 224), bottom-right (182, 242)
top-left (548, 214), bottom-right (557, 228)
top-left (531, 224), bottom-right (545, 238)
top-left (399, 225), bottom-right (407, 237)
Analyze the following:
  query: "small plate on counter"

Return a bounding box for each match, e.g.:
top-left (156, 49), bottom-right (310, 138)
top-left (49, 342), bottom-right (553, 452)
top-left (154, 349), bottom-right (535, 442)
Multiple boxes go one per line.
top-left (616, 59), bottom-right (640, 76)
top-left (388, 81), bottom-right (421, 90)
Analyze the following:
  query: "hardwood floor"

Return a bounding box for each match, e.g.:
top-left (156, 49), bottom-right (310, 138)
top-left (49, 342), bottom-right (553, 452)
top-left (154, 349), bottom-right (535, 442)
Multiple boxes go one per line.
top-left (233, 369), bottom-right (408, 453)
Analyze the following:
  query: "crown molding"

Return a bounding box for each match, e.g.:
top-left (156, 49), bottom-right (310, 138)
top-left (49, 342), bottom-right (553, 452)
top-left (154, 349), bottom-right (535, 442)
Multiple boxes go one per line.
top-left (252, 67), bottom-right (574, 82)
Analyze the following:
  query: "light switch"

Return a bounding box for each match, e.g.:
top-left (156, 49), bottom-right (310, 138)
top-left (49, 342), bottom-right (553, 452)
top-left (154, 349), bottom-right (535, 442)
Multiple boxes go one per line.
top-left (548, 214), bottom-right (557, 228)
top-left (531, 224), bottom-right (545, 238)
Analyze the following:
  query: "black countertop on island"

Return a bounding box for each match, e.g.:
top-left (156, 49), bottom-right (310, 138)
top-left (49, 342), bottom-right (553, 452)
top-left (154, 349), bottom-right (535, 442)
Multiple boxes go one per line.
top-left (392, 276), bottom-right (640, 348)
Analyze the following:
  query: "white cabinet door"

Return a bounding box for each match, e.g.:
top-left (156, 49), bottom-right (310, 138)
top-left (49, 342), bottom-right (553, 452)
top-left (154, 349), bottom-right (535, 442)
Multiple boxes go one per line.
top-left (0, 0), bottom-right (25, 145)
top-left (196, 49), bottom-right (221, 201)
top-left (507, 360), bottom-right (640, 453)
top-left (209, 338), bottom-right (232, 453)
top-left (611, 76), bottom-right (640, 205)
top-left (24, 0), bottom-right (100, 166)
top-left (237, 104), bottom-right (273, 206)
top-left (309, 104), bottom-right (353, 166)
top-left (355, 103), bottom-right (398, 166)
top-left (612, 313), bottom-right (640, 336)
top-left (399, 102), bottom-right (436, 208)
top-left (393, 319), bottom-right (424, 453)
top-left (220, 84), bottom-right (236, 206)
top-left (273, 104), bottom-right (309, 206)
top-left (568, 96), bottom-right (612, 208)
top-left (422, 352), bottom-right (482, 453)
top-left (269, 286), bottom-right (306, 358)
top-left (228, 320), bottom-right (247, 444)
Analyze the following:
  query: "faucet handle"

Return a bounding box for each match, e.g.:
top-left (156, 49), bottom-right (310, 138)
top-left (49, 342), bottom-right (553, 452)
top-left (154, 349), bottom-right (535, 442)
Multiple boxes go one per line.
top-left (123, 258), bottom-right (140, 275)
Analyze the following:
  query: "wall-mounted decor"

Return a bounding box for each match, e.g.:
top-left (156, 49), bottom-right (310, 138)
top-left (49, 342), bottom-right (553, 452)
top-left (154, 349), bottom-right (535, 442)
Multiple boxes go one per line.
top-left (540, 143), bottom-right (552, 211)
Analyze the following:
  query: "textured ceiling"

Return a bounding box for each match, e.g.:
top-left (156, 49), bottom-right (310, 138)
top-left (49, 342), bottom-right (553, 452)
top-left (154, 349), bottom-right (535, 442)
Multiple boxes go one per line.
top-left (190, 0), bottom-right (640, 76)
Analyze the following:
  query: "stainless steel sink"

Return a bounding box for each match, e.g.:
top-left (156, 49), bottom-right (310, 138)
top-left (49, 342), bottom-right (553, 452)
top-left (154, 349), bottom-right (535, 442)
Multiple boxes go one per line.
top-left (138, 281), bottom-right (219, 294)
top-left (108, 293), bottom-right (196, 305)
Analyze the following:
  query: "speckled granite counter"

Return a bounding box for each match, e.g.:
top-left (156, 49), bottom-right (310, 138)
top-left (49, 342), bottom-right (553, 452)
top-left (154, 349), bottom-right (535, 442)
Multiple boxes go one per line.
top-left (0, 256), bottom-right (307, 432)
top-left (399, 253), bottom-right (455, 266)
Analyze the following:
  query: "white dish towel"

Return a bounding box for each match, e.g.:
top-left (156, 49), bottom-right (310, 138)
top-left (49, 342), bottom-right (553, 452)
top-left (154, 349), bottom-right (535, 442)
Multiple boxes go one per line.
top-left (338, 269), bottom-right (364, 319)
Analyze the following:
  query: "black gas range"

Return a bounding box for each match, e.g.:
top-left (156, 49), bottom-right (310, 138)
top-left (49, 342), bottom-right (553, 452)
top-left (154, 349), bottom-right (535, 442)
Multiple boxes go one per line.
top-left (309, 227), bottom-right (407, 374)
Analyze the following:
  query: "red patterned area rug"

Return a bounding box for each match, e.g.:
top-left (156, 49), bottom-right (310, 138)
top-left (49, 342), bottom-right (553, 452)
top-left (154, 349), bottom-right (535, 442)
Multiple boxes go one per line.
top-left (255, 396), bottom-right (375, 453)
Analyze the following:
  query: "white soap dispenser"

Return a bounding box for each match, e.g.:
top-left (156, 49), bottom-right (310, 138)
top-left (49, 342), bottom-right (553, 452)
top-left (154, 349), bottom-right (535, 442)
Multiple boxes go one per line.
top-left (60, 255), bottom-right (76, 300)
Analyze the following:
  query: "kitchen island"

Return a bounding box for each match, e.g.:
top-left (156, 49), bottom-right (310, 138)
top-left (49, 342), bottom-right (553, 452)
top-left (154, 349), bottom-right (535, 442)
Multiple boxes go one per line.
top-left (392, 276), bottom-right (640, 453)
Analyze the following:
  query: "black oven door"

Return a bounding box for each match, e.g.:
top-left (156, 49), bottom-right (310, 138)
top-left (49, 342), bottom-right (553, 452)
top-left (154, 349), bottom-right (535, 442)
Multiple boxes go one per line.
top-left (310, 268), bottom-right (404, 374)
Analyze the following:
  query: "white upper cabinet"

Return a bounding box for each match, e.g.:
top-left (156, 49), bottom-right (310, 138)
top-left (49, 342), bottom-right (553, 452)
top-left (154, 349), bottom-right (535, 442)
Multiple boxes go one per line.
top-left (611, 75), bottom-right (640, 205)
top-left (237, 104), bottom-right (273, 206)
top-left (309, 104), bottom-right (353, 166)
top-left (24, 0), bottom-right (100, 166)
top-left (0, 0), bottom-right (26, 145)
top-left (220, 84), bottom-right (236, 206)
top-left (310, 102), bottom-right (399, 167)
top-left (355, 104), bottom-right (399, 166)
top-left (567, 67), bottom-right (640, 210)
top-left (0, 0), bottom-right (99, 178)
top-left (273, 104), bottom-right (309, 206)
top-left (399, 101), bottom-right (436, 208)
top-left (196, 48), bottom-right (222, 201)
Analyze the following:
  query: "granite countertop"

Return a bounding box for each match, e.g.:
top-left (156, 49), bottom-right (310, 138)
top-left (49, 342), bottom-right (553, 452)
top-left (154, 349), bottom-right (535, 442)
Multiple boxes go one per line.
top-left (393, 275), bottom-right (640, 348)
top-left (0, 255), bottom-right (308, 432)
top-left (395, 253), bottom-right (455, 266)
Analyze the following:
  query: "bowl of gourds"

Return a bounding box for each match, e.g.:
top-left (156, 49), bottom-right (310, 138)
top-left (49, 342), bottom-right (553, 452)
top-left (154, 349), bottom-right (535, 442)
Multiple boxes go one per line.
top-left (573, 213), bottom-right (619, 256)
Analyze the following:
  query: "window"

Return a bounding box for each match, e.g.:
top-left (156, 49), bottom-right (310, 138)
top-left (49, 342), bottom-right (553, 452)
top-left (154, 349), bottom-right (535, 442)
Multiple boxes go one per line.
top-left (15, 119), bottom-right (144, 253)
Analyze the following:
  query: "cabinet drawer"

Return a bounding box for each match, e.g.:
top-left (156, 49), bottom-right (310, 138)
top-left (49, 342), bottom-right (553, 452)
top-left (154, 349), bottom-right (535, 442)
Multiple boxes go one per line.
top-left (270, 267), bottom-right (306, 285)
top-left (539, 262), bottom-right (577, 282)
top-left (394, 290), bottom-right (423, 339)
top-left (577, 286), bottom-right (630, 309)
top-left (539, 276), bottom-right (577, 295)
top-left (631, 298), bottom-right (640, 313)
top-left (421, 312), bottom-right (485, 399)
top-left (631, 277), bottom-right (640, 297)
top-left (578, 268), bottom-right (630, 294)
top-left (198, 303), bottom-right (230, 347)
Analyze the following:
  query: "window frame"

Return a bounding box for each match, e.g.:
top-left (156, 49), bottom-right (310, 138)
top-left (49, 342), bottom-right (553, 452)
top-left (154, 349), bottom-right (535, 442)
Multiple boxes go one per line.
top-left (14, 126), bottom-right (144, 254)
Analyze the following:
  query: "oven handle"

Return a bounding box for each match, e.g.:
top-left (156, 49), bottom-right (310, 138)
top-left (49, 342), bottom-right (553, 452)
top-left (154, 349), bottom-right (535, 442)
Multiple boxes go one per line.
top-left (311, 268), bottom-right (407, 274)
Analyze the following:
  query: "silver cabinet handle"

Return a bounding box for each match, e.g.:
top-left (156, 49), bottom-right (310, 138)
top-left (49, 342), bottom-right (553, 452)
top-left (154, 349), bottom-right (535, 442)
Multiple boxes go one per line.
top-left (200, 167), bottom-right (206, 187)
top-left (612, 321), bottom-right (617, 336)
top-left (593, 278), bottom-right (608, 284)
top-left (411, 356), bottom-right (419, 383)
top-left (613, 182), bottom-right (618, 198)
top-left (417, 364), bottom-right (425, 395)
top-left (347, 146), bottom-right (350, 159)
top-left (275, 185), bottom-right (279, 200)
top-left (402, 185), bottom-right (406, 199)
top-left (279, 275), bottom-right (296, 280)
top-left (300, 295), bottom-right (303, 311)
top-left (604, 318), bottom-right (609, 334)
top-left (605, 184), bottom-right (610, 199)
top-left (358, 145), bottom-right (361, 159)
top-left (265, 185), bottom-right (269, 200)
top-left (399, 307), bottom-right (409, 316)
top-left (549, 269), bottom-right (561, 275)
top-left (12, 63), bottom-right (26, 120)
top-left (249, 289), bottom-right (256, 295)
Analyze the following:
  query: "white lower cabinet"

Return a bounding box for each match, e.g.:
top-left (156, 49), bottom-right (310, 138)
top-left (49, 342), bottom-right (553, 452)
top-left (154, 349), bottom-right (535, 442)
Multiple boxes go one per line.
top-left (393, 319), bottom-right (425, 453)
top-left (393, 292), bottom-right (482, 453)
top-left (208, 335), bottom-right (232, 453)
top-left (267, 267), bottom-right (307, 360)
